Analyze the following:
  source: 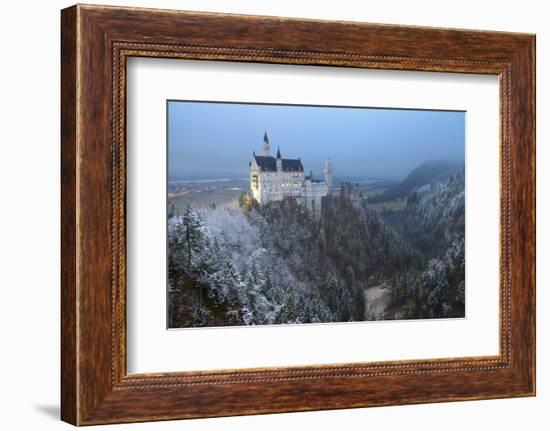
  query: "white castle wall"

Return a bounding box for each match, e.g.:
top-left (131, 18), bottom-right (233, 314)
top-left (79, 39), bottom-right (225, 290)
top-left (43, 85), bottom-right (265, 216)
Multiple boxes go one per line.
top-left (249, 143), bottom-right (331, 217)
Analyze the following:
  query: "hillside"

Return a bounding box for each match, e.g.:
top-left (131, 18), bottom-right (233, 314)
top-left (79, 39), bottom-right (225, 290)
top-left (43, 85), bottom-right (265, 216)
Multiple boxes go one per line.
top-left (168, 162), bottom-right (466, 328)
top-left (369, 160), bottom-right (463, 203)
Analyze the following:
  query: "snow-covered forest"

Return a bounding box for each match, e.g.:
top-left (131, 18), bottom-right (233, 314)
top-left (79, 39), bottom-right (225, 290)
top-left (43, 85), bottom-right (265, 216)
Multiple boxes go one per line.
top-left (168, 165), bottom-right (465, 328)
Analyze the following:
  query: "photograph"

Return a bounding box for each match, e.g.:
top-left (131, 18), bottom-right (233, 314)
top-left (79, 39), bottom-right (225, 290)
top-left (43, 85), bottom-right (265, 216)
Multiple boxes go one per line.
top-left (167, 101), bottom-right (466, 328)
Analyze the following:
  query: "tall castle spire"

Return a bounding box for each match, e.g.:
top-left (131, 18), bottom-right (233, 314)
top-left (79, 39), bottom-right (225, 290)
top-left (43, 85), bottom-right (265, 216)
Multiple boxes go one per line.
top-left (324, 159), bottom-right (333, 194)
top-left (263, 131), bottom-right (271, 156)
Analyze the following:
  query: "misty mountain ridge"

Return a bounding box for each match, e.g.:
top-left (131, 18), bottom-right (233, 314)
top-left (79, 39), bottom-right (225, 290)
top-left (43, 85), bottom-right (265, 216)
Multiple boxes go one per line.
top-left (369, 160), bottom-right (464, 203)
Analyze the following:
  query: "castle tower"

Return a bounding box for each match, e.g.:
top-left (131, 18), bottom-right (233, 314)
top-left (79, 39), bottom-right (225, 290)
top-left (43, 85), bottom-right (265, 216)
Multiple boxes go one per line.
top-left (276, 147), bottom-right (282, 172)
top-left (324, 159), bottom-right (333, 194)
top-left (263, 131), bottom-right (271, 156)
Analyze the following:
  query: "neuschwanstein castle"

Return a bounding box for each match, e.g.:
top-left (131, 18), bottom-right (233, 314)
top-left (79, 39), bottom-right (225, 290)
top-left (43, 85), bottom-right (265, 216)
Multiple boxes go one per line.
top-left (249, 132), bottom-right (333, 217)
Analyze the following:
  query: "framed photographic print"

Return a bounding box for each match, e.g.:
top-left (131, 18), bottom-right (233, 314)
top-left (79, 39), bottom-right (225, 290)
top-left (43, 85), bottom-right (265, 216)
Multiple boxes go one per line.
top-left (61, 4), bottom-right (535, 425)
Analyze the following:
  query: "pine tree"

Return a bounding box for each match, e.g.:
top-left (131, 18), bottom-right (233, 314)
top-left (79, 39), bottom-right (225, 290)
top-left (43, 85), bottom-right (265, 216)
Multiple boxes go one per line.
top-left (168, 202), bottom-right (176, 219)
top-left (170, 205), bottom-right (208, 273)
top-left (423, 259), bottom-right (450, 318)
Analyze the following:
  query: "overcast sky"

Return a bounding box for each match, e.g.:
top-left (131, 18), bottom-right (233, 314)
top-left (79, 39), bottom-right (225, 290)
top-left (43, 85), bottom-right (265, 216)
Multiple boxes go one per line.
top-left (168, 100), bottom-right (465, 181)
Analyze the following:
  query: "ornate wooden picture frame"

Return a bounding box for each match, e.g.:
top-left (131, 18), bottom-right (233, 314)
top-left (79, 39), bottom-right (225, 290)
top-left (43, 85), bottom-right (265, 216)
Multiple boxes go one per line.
top-left (61, 4), bottom-right (535, 425)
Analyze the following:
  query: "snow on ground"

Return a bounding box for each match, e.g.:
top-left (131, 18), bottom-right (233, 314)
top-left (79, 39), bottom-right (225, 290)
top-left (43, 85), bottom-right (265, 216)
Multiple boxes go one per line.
top-left (363, 284), bottom-right (392, 320)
